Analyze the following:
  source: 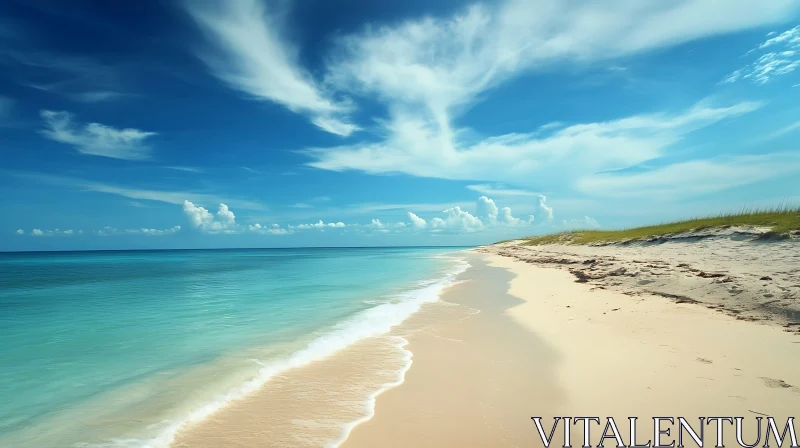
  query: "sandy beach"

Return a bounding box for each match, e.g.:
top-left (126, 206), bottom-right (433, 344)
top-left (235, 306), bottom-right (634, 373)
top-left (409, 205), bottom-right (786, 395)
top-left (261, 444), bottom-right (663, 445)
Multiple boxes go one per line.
top-left (342, 251), bottom-right (799, 447)
top-left (175, 235), bottom-right (800, 447)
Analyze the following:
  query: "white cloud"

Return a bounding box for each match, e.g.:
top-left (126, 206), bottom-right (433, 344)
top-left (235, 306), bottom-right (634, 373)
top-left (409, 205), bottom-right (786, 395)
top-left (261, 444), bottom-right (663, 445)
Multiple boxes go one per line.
top-left (563, 216), bottom-right (601, 230)
top-left (165, 166), bottom-right (204, 173)
top-left (577, 152), bottom-right (800, 198)
top-left (15, 229), bottom-right (23, 235)
top-left (467, 184), bottom-right (543, 197)
top-left (40, 110), bottom-right (157, 160)
top-left (183, 200), bottom-right (238, 232)
top-left (293, 220), bottom-right (346, 230)
top-left (136, 226), bottom-right (181, 235)
top-left (248, 223), bottom-right (292, 235)
top-left (303, 0), bottom-right (787, 184)
top-left (722, 25), bottom-right (800, 84)
top-left (12, 172), bottom-right (265, 210)
top-left (71, 91), bottom-right (132, 103)
top-left (305, 101), bottom-right (761, 189)
top-left (534, 195), bottom-right (554, 222)
top-left (407, 212), bottom-right (426, 229)
top-left (96, 226), bottom-right (182, 236)
top-left (497, 207), bottom-right (522, 226)
top-left (476, 196), bottom-right (499, 221)
top-left (437, 206), bottom-right (483, 232)
top-left (765, 119), bottom-right (800, 140)
top-left (29, 228), bottom-right (76, 237)
top-left (185, 0), bottom-right (357, 136)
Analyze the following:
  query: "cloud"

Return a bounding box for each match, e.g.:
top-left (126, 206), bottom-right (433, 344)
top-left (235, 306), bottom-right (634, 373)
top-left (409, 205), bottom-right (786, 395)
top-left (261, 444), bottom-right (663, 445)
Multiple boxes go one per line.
top-left (15, 229), bottom-right (23, 235)
top-left (534, 195), bottom-right (554, 222)
top-left (71, 91), bottom-right (133, 103)
top-left (722, 25), bottom-right (800, 84)
top-left (563, 216), bottom-right (601, 230)
top-left (497, 207), bottom-right (522, 226)
top-left (305, 101), bottom-right (761, 189)
top-left (40, 110), bottom-right (157, 160)
top-left (12, 172), bottom-right (265, 210)
top-left (29, 228), bottom-right (75, 236)
top-left (165, 166), bottom-right (204, 173)
top-left (436, 206), bottom-right (483, 233)
top-left (765, 119), bottom-right (800, 140)
top-left (185, 0), bottom-right (357, 136)
top-left (183, 200), bottom-right (238, 232)
top-left (476, 196), bottom-right (499, 221)
top-left (95, 226), bottom-right (181, 236)
top-left (293, 220), bottom-right (346, 230)
top-left (576, 152), bottom-right (800, 198)
top-left (467, 184), bottom-right (543, 197)
top-left (407, 212), bottom-right (426, 229)
top-left (248, 223), bottom-right (292, 235)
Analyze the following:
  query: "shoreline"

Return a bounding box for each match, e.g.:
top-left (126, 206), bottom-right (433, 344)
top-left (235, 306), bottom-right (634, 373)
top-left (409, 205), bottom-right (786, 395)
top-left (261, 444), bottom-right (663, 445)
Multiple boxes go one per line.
top-left (340, 252), bottom-right (800, 447)
top-left (174, 243), bottom-right (800, 447)
top-left (171, 254), bottom-right (471, 448)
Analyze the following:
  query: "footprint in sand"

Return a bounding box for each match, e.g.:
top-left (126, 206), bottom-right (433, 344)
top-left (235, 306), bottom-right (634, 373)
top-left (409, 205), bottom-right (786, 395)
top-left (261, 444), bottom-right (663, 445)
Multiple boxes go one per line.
top-left (760, 377), bottom-right (800, 392)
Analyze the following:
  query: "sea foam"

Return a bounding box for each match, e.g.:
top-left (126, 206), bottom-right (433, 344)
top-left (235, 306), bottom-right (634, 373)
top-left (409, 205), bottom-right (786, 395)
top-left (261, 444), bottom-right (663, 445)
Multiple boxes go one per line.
top-left (87, 255), bottom-right (469, 448)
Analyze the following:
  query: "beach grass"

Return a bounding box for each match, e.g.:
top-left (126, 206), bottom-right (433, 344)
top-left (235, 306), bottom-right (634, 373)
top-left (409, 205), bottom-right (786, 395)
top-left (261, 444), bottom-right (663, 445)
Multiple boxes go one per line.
top-left (517, 206), bottom-right (800, 246)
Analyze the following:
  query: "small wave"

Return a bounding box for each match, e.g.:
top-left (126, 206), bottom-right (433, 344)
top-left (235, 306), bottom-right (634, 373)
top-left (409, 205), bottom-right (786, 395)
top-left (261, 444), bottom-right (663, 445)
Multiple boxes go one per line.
top-left (82, 256), bottom-right (470, 448)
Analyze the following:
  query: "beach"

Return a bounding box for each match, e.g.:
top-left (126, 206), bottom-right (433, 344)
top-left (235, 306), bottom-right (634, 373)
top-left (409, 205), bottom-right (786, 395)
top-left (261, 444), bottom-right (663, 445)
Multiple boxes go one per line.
top-left (173, 233), bottom-right (800, 447)
top-left (5, 242), bottom-right (799, 447)
top-left (338, 251), bottom-right (799, 447)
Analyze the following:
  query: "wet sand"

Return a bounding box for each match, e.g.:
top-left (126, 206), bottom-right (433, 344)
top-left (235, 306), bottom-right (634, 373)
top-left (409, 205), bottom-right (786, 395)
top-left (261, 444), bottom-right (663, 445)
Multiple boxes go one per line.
top-left (175, 251), bottom-right (800, 447)
top-left (342, 253), bottom-right (800, 447)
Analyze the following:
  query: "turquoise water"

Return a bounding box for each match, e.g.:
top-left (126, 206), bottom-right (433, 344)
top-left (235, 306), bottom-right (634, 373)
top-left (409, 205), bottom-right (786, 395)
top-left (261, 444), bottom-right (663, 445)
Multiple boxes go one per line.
top-left (0, 247), bottom-right (468, 447)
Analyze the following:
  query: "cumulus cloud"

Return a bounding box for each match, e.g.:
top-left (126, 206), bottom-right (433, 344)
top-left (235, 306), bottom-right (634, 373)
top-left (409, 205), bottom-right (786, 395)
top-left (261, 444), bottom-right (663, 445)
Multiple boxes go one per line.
top-left (293, 220), bottom-right (346, 230)
top-left (185, 0), bottom-right (357, 136)
top-left (407, 212), bottom-right (426, 229)
top-left (29, 228), bottom-right (75, 236)
top-left (183, 200), bottom-right (238, 232)
top-left (40, 110), bottom-right (157, 160)
top-left (534, 195), bottom-right (554, 222)
top-left (15, 229), bottom-right (23, 235)
top-left (436, 206), bottom-right (483, 232)
top-left (95, 226), bottom-right (181, 236)
top-left (721, 25), bottom-right (800, 85)
top-left (476, 196), bottom-right (499, 221)
top-left (497, 207), bottom-right (523, 226)
top-left (248, 223), bottom-right (292, 235)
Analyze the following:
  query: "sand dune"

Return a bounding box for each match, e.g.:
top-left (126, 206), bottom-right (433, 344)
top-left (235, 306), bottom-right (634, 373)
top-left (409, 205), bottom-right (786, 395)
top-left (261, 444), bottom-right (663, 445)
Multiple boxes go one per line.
top-left (480, 227), bottom-right (800, 332)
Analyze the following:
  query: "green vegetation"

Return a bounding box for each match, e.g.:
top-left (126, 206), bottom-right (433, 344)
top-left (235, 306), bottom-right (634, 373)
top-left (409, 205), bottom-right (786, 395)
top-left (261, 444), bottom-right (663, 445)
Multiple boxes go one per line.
top-left (517, 206), bottom-right (800, 246)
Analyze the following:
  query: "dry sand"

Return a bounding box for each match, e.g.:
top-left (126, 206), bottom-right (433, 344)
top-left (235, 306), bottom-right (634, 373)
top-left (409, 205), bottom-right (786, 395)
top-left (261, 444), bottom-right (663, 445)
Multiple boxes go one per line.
top-left (342, 251), bottom-right (800, 447)
top-left (176, 236), bottom-right (800, 447)
top-left (480, 228), bottom-right (800, 331)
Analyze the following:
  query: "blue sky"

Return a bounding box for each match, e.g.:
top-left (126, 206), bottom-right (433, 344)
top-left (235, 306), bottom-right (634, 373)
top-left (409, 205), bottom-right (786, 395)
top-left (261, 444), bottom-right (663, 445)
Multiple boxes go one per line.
top-left (1, 0), bottom-right (799, 251)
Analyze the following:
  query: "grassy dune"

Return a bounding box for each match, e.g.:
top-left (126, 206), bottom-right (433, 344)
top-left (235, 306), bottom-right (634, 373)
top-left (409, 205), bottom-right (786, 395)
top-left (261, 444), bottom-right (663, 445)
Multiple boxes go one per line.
top-left (518, 207), bottom-right (800, 246)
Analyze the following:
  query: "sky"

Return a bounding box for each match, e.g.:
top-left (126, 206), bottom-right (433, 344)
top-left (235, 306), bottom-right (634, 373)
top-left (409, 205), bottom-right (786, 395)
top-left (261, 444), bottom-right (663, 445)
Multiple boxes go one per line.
top-left (1, 0), bottom-right (799, 251)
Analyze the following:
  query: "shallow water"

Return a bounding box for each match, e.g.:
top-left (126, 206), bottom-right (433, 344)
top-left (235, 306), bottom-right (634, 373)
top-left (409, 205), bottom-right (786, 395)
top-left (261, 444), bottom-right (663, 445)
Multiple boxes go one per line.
top-left (0, 247), bottom-right (468, 447)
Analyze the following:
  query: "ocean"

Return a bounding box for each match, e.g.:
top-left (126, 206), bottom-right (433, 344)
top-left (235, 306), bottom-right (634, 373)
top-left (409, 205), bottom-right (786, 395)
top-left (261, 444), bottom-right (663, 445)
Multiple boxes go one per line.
top-left (0, 247), bottom-right (469, 447)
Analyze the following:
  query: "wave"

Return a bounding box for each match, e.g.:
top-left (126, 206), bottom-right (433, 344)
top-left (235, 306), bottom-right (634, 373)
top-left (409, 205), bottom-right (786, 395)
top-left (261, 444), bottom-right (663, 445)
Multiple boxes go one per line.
top-left (84, 255), bottom-right (470, 448)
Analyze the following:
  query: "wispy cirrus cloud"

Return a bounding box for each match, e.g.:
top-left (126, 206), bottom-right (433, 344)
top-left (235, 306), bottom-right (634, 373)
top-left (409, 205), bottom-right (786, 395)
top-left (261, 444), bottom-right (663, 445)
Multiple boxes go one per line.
top-left (576, 152), bottom-right (800, 199)
top-left (721, 25), bottom-right (800, 85)
top-left (40, 110), bottom-right (157, 161)
top-left (300, 0), bottom-right (790, 197)
top-left (10, 172), bottom-right (265, 210)
top-left (184, 0), bottom-right (358, 136)
top-left (306, 101), bottom-right (762, 189)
